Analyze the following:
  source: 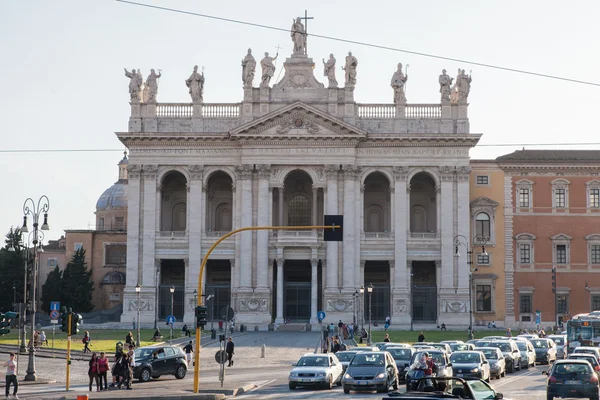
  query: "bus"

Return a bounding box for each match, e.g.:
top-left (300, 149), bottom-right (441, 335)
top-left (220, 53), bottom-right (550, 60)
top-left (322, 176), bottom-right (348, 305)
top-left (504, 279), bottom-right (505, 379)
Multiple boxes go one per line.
top-left (566, 312), bottom-right (600, 354)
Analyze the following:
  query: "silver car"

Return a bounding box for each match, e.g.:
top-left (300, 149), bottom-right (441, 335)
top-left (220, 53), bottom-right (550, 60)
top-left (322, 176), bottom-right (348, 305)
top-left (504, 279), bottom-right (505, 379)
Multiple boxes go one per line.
top-left (548, 334), bottom-right (567, 359)
top-left (476, 347), bottom-right (506, 379)
top-left (342, 351), bottom-right (399, 394)
top-left (289, 353), bottom-right (344, 390)
top-left (515, 339), bottom-right (536, 368)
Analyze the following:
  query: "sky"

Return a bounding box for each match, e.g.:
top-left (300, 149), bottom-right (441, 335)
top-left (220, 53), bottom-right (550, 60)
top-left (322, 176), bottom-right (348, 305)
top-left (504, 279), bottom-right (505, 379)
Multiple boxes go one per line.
top-left (1, 0), bottom-right (599, 242)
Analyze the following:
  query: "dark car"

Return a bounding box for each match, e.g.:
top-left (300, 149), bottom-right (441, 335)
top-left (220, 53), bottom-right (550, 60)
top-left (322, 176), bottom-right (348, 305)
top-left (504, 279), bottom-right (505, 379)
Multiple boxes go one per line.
top-left (133, 345), bottom-right (187, 382)
top-left (405, 350), bottom-right (453, 390)
top-left (544, 359), bottom-right (599, 400)
top-left (388, 377), bottom-right (505, 400)
top-left (568, 353), bottom-right (600, 374)
top-left (487, 340), bottom-right (521, 373)
top-left (449, 351), bottom-right (490, 382)
top-left (531, 338), bottom-right (557, 365)
top-left (342, 351), bottom-right (399, 394)
top-left (385, 347), bottom-right (415, 382)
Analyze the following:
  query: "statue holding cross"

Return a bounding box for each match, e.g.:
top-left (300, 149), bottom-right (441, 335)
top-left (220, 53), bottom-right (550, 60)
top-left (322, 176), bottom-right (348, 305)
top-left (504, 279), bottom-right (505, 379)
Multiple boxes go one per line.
top-left (290, 11), bottom-right (313, 55)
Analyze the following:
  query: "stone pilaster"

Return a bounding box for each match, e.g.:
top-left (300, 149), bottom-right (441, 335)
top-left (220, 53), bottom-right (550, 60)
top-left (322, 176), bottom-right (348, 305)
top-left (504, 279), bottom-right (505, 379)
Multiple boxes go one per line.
top-left (188, 165), bottom-right (204, 311)
top-left (392, 166), bottom-right (411, 325)
top-left (141, 165), bottom-right (158, 288)
top-left (310, 258), bottom-right (319, 324)
top-left (342, 165), bottom-right (359, 292)
top-left (236, 165), bottom-right (253, 289)
top-left (275, 257), bottom-right (284, 324)
top-left (324, 165), bottom-right (339, 292)
top-left (255, 165), bottom-right (270, 291)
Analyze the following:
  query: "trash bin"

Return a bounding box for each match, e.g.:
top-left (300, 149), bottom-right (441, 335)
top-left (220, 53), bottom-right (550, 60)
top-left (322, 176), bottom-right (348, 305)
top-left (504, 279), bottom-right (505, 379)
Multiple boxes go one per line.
top-left (211, 329), bottom-right (216, 340)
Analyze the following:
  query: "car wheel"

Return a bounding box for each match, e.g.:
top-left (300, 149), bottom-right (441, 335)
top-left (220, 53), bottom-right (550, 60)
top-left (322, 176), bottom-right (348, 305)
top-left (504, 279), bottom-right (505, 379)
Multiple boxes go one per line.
top-left (289, 382), bottom-right (297, 390)
top-left (343, 385), bottom-right (350, 394)
top-left (546, 395), bottom-right (553, 400)
top-left (140, 368), bottom-right (151, 382)
top-left (175, 364), bottom-right (186, 379)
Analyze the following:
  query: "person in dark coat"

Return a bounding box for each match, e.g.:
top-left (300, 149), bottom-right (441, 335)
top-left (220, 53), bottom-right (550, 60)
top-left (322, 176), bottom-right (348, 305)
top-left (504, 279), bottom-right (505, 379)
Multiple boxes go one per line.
top-left (226, 337), bottom-right (235, 367)
top-left (417, 331), bottom-right (425, 342)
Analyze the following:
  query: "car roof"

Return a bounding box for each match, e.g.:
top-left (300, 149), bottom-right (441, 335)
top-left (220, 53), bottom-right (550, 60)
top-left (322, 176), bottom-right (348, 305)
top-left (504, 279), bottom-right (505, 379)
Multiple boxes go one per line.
top-left (302, 353), bottom-right (333, 357)
top-left (555, 359), bottom-right (591, 364)
top-left (575, 346), bottom-right (599, 350)
top-left (570, 353), bottom-right (597, 359)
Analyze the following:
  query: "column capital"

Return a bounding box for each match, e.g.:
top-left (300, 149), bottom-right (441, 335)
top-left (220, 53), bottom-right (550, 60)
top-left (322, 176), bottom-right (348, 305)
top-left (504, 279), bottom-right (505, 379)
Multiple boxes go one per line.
top-left (230, 259), bottom-right (235, 268)
top-left (342, 165), bottom-right (361, 180)
top-left (127, 164), bottom-right (142, 179)
top-left (325, 164), bottom-right (340, 179)
top-left (256, 164), bottom-right (271, 179)
top-left (392, 166), bottom-right (409, 181)
top-left (142, 165), bottom-right (158, 179)
top-left (439, 166), bottom-right (456, 181)
top-left (311, 258), bottom-right (318, 268)
top-left (189, 165), bottom-right (204, 180)
top-left (276, 257), bottom-right (285, 267)
top-left (235, 164), bottom-right (254, 180)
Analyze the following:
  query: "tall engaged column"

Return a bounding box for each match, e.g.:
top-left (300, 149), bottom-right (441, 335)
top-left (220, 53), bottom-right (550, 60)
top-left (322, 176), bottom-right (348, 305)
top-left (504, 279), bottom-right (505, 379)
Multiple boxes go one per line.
top-left (440, 166), bottom-right (455, 290)
top-left (310, 258), bottom-right (318, 323)
top-left (188, 165), bottom-right (204, 299)
top-left (236, 165), bottom-right (254, 289)
top-left (325, 165), bottom-right (339, 291)
top-left (276, 258), bottom-right (284, 323)
top-left (393, 167), bottom-right (409, 291)
top-left (256, 165), bottom-right (270, 290)
top-left (141, 165), bottom-right (158, 288)
top-left (277, 186), bottom-right (284, 226)
top-left (342, 165), bottom-right (358, 291)
top-left (457, 167), bottom-right (471, 290)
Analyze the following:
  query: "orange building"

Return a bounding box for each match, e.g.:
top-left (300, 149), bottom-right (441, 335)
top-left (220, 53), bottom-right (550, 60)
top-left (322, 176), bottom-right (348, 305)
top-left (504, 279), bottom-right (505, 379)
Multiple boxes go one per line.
top-left (498, 150), bottom-right (600, 328)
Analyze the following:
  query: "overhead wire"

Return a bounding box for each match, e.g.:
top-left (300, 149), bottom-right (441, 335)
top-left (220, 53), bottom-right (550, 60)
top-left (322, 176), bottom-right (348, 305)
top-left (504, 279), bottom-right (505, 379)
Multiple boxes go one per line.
top-left (115, 0), bottom-right (600, 87)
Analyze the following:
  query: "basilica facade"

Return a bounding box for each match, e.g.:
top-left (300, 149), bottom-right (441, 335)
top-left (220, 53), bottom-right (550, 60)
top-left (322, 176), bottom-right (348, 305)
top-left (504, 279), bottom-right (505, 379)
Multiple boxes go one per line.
top-left (118, 34), bottom-right (480, 329)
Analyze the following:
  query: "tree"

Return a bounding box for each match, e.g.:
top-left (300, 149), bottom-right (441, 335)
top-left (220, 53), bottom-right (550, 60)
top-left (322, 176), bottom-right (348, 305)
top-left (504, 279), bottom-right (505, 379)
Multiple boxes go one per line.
top-left (61, 247), bottom-right (94, 312)
top-left (40, 266), bottom-right (63, 314)
top-left (0, 228), bottom-right (27, 312)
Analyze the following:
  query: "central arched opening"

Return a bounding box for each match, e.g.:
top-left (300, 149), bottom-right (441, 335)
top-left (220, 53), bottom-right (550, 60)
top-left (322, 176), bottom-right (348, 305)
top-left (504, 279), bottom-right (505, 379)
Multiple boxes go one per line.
top-left (409, 172), bottom-right (437, 234)
top-left (206, 171), bottom-right (233, 233)
top-left (363, 172), bottom-right (391, 232)
top-left (160, 171), bottom-right (188, 232)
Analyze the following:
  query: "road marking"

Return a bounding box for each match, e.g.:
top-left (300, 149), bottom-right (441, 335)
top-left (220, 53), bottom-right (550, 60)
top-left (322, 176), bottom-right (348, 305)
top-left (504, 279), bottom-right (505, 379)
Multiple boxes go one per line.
top-left (251, 379), bottom-right (277, 391)
top-left (493, 367), bottom-right (540, 388)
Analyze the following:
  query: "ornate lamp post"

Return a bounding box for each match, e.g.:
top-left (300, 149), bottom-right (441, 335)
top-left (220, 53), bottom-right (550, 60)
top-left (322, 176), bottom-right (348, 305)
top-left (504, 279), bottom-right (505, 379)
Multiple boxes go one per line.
top-left (135, 283), bottom-right (141, 347)
top-left (454, 234), bottom-right (488, 340)
top-left (21, 195), bottom-right (50, 382)
top-left (353, 290), bottom-right (359, 325)
top-left (169, 285), bottom-right (175, 342)
top-left (367, 283), bottom-right (373, 345)
top-left (359, 285), bottom-right (365, 334)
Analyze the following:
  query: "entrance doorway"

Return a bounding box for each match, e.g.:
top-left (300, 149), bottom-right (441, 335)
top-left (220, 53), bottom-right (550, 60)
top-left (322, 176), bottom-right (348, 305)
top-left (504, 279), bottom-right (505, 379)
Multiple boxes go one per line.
top-left (205, 260), bottom-right (231, 322)
top-left (411, 261), bottom-right (437, 322)
top-left (364, 261), bottom-right (390, 323)
top-left (159, 259), bottom-right (185, 320)
top-left (283, 260), bottom-right (311, 322)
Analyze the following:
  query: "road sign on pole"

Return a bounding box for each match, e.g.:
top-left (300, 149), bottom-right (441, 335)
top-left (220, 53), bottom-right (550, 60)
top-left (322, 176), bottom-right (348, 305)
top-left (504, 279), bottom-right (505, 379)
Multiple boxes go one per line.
top-left (317, 311), bottom-right (326, 321)
top-left (166, 315), bottom-right (176, 325)
top-left (50, 301), bottom-right (60, 311)
top-left (535, 310), bottom-right (541, 325)
top-left (50, 310), bottom-right (59, 320)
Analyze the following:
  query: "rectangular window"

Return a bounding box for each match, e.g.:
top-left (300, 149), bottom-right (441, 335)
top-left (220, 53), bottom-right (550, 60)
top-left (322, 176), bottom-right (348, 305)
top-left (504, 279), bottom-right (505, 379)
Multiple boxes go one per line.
top-left (592, 245), bottom-right (600, 264)
top-left (555, 188), bottom-right (566, 208)
top-left (591, 189), bottom-right (600, 208)
top-left (476, 175), bottom-right (489, 185)
top-left (476, 285), bottom-right (492, 312)
top-left (109, 293), bottom-right (121, 302)
top-left (520, 244), bottom-right (531, 264)
top-left (556, 244), bottom-right (567, 264)
top-left (519, 294), bottom-right (532, 314)
top-left (519, 188), bottom-right (530, 207)
top-left (477, 253), bottom-right (490, 265)
top-left (592, 295), bottom-right (600, 312)
top-left (98, 217), bottom-right (105, 230)
top-left (105, 244), bottom-right (126, 266)
top-left (47, 258), bottom-right (57, 267)
top-left (557, 295), bottom-right (569, 314)
top-left (74, 243), bottom-right (83, 251)
top-left (115, 217), bottom-right (125, 230)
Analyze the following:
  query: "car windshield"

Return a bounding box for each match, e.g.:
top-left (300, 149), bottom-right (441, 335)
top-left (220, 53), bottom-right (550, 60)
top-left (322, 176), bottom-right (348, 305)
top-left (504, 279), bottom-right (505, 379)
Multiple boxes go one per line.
top-left (431, 344), bottom-right (447, 351)
top-left (296, 356), bottom-right (329, 367)
top-left (475, 341), bottom-right (491, 347)
top-left (479, 349), bottom-right (499, 360)
top-left (411, 352), bottom-right (444, 366)
top-left (575, 348), bottom-right (597, 356)
top-left (450, 352), bottom-right (480, 363)
top-left (450, 344), bottom-right (470, 352)
top-left (516, 342), bottom-right (528, 350)
top-left (387, 348), bottom-right (412, 359)
top-left (135, 348), bottom-right (156, 359)
top-left (551, 337), bottom-right (565, 345)
top-left (532, 340), bottom-right (549, 349)
top-left (553, 363), bottom-right (593, 376)
top-left (488, 342), bottom-right (511, 352)
top-left (335, 352), bottom-right (358, 362)
top-left (466, 379), bottom-right (497, 400)
top-left (350, 353), bottom-right (385, 366)
top-left (570, 356), bottom-right (596, 365)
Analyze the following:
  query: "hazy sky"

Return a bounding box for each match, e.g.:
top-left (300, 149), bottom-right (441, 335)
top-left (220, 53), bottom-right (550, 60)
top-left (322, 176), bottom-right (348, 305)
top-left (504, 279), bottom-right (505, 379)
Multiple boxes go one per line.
top-left (1, 0), bottom-right (599, 242)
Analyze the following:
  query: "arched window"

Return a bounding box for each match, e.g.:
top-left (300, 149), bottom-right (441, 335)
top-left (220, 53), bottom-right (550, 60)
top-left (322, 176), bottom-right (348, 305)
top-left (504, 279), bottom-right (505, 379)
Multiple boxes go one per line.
top-left (172, 202), bottom-right (187, 231)
top-left (410, 204), bottom-right (428, 233)
top-left (366, 204), bottom-right (384, 232)
top-left (288, 195), bottom-right (311, 226)
top-left (215, 203), bottom-right (232, 232)
top-left (476, 213), bottom-right (490, 238)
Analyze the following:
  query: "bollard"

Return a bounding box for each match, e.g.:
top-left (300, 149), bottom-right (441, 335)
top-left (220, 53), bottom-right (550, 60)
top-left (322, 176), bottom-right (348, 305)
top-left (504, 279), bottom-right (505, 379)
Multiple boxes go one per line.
top-left (261, 344), bottom-right (266, 358)
top-left (76, 395), bottom-right (89, 400)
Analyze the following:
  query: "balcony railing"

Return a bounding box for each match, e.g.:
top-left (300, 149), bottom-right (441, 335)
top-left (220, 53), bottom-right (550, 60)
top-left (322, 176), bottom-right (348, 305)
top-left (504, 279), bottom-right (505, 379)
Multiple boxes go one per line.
top-left (205, 230), bottom-right (231, 237)
top-left (357, 104), bottom-right (395, 119)
top-left (159, 230), bottom-right (186, 237)
top-left (362, 232), bottom-right (393, 239)
top-left (357, 104), bottom-right (442, 119)
top-left (155, 103), bottom-right (240, 118)
top-left (410, 232), bottom-right (439, 239)
top-left (156, 103), bottom-right (193, 118)
top-left (203, 103), bottom-right (240, 118)
top-left (406, 104), bottom-right (442, 119)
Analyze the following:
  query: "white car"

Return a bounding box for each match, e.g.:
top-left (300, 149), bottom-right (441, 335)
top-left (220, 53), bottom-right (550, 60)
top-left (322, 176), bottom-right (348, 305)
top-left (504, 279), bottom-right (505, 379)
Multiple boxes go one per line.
top-left (289, 353), bottom-right (343, 390)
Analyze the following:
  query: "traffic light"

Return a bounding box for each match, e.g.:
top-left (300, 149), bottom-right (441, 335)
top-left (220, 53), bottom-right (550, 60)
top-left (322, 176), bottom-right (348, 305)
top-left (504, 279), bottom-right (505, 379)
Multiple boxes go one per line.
top-left (323, 215), bottom-right (343, 242)
top-left (70, 313), bottom-right (83, 335)
top-left (196, 306), bottom-right (208, 328)
top-left (60, 308), bottom-right (69, 333)
top-left (552, 267), bottom-right (557, 293)
top-left (0, 313), bottom-right (9, 335)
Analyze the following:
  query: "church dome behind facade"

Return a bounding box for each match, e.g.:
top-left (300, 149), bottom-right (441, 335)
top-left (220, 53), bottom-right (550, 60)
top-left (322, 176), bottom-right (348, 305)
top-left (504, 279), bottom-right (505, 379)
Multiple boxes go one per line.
top-left (95, 152), bottom-right (128, 230)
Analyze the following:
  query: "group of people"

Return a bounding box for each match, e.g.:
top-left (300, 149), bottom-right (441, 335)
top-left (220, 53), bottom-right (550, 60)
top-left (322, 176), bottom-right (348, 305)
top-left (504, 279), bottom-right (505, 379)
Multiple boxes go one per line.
top-left (29, 330), bottom-right (49, 348)
top-left (87, 343), bottom-right (136, 391)
top-left (87, 351), bottom-right (110, 391)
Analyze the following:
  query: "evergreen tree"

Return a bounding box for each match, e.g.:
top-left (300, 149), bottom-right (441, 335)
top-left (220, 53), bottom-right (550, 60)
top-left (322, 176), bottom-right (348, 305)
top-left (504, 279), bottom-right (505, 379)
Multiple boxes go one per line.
top-left (0, 228), bottom-right (27, 312)
top-left (61, 247), bottom-right (94, 312)
top-left (40, 265), bottom-right (63, 314)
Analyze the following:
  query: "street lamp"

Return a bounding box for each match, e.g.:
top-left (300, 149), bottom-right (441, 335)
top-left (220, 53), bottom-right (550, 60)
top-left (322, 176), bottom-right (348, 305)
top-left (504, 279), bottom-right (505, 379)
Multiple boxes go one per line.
top-left (135, 283), bottom-right (141, 347)
top-left (21, 195), bottom-right (50, 382)
top-left (353, 290), bottom-right (359, 326)
top-left (169, 285), bottom-right (175, 342)
top-left (153, 263), bottom-right (160, 333)
top-left (8, 232), bottom-right (28, 354)
top-left (367, 283), bottom-right (373, 345)
top-left (359, 285), bottom-right (365, 334)
top-left (454, 234), bottom-right (488, 340)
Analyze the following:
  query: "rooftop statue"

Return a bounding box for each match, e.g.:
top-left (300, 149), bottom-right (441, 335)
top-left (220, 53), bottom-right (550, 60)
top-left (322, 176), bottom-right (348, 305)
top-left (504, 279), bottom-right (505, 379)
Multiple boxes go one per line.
top-left (322, 54), bottom-right (338, 88)
top-left (391, 63), bottom-right (408, 104)
top-left (143, 69), bottom-right (161, 103)
top-left (241, 49), bottom-right (256, 87)
top-left (186, 65), bottom-right (205, 103)
top-left (124, 68), bottom-right (143, 101)
top-left (342, 51), bottom-right (358, 86)
top-left (290, 17), bottom-right (306, 54)
top-left (260, 52), bottom-right (278, 88)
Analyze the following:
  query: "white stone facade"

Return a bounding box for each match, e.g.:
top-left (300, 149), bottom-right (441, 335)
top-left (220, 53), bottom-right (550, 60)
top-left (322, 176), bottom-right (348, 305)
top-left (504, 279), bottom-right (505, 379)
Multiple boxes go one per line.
top-left (118, 48), bottom-right (480, 329)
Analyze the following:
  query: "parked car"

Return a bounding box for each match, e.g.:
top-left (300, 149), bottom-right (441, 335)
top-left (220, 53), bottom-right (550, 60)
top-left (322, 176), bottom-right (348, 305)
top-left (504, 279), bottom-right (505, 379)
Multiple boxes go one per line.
top-left (393, 377), bottom-right (505, 400)
top-left (385, 347), bottom-right (416, 379)
top-left (532, 338), bottom-right (557, 365)
top-left (405, 350), bottom-right (453, 390)
top-left (516, 334), bottom-right (539, 341)
top-left (487, 340), bottom-right (521, 373)
top-left (573, 346), bottom-right (600, 363)
top-left (450, 343), bottom-right (475, 352)
top-left (548, 335), bottom-right (567, 359)
top-left (430, 343), bottom-right (453, 354)
top-left (449, 351), bottom-right (490, 382)
top-left (568, 353), bottom-right (600, 374)
top-left (380, 343), bottom-right (412, 352)
top-left (515, 339), bottom-right (536, 368)
top-left (342, 351), bottom-right (399, 394)
top-left (440, 340), bottom-right (464, 345)
top-left (474, 340), bottom-right (493, 348)
top-left (543, 359), bottom-right (599, 400)
top-left (132, 345), bottom-right (188, 382)
top-left (476, 347), bottom-right (506, 379)
top-left (334, 350), bottom-right (360, 373)
top-left (289, 353), bottom-right (343, 390)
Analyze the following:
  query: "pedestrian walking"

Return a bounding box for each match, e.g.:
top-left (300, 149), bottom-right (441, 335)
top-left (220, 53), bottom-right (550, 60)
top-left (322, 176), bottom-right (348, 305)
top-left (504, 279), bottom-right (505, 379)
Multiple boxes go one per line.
top-left (417, 331), bottom-right (425, 342)
top-left (97, 352), bottom-right (109, 391)
top-left (506, 327), bottom-right (512, 338)
top-left (40, 331), bottom-right (48, 346)
top-left (82, 330), bottom-right (91, 353)
top-left (183, 340), bottom-right (194, 367)
top-left (4, 353), bottom-right (18, 399)
top-left (88, 352), bottom-right (100, 392)
top-left (125, 331), bottom-right (134, 347)
top-left (226, 337), bottom-right (235, 367)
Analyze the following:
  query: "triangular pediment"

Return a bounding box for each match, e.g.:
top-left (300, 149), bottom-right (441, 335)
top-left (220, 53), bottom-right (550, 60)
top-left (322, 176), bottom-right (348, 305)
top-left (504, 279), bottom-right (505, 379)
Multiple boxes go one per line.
top-left (230, 101), bottom-right (366, 140)
top-left (470, 196), bottom-right (500, 208)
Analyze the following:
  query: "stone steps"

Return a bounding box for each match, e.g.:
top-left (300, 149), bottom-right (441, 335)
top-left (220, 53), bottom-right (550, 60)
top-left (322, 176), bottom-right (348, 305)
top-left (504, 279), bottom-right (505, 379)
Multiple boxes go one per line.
top-left (276, 323), bottom-right (307, 331)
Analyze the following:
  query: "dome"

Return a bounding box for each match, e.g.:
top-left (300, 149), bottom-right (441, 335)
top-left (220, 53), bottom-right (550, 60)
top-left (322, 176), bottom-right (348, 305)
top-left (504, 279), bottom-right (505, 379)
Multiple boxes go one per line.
top-left (102, 271), bottom-right (126, 285)
top-left (96, 151), bottom-right (129, 212)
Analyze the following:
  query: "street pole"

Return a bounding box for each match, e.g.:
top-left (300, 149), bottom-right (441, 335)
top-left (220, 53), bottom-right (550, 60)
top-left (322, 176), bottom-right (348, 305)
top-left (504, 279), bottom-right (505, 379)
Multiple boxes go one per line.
top-left (154, 264), bottom-right (160, 332)
top-left (136, 283), bottom-right (141, 347)
top-left (66, 313), bottom-right (71, 390)
top-left (20, 247), bottom-right (28, 354)
top-left (170, 286), bottom-right (175, 343)
top-left (194, 290), bottom-right (198, 331)
top-left (469, 270), bottom-right (473, 339)
top-left (368, 283), bottom-right (373, 345)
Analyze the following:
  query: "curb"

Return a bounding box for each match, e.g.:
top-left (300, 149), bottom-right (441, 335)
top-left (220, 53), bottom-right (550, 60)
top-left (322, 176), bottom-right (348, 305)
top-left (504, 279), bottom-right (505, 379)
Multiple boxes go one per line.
top-left (0, 378), bottom-right (56, 387)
